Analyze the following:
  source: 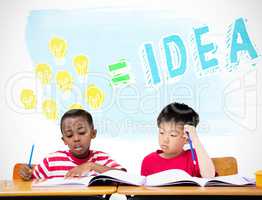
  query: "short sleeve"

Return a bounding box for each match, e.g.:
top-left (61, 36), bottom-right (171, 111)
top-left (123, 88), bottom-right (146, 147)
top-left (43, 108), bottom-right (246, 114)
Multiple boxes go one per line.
top-left (141, 157), bottom-right (149, 176)
top-left (32, 157), bottom-right (50, 179)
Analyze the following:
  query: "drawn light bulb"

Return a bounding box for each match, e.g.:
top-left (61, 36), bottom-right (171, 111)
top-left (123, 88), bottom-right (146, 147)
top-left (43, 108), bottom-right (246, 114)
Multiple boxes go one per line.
top-left (35, 63), bottom-right (52, 85)
top-left (56, 71), bottom-right (73, 92)
top-left (48, 37), bottom-right (68, 64)
top-left (20, 89), bottom-right (37, 109)
top-left (85, 84), bottom-right (105, 109)
top-left (73, 55), bottom-right (89, 76)
top-left (42, 99), bottom-right (58, 120)
top-left (69, 103), bottom-right (83, 110)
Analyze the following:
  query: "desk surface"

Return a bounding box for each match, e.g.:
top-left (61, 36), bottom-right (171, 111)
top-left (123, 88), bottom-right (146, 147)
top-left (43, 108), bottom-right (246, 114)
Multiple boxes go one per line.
top-left (0, 180), bottom-right (116, 196)
top-left (117, 186), bottom-right (262, 196)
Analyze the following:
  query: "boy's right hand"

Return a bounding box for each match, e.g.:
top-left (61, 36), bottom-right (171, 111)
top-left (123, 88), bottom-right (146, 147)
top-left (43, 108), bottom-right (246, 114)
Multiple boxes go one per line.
top-left (19, 164), bottom-right (33, 181)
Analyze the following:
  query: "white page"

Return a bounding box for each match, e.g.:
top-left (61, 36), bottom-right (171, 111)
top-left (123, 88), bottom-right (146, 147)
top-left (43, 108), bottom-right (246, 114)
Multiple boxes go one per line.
top-left (145, 169), bottom-right (199, 186)
top-left (205, 174), bottom-right (255, 186)
top-left (32, 170), bottom-right (144, 187)
top-left (32, 176), bottom-right (94, 187)
top-left (91, 170), bottom-right (145, 186)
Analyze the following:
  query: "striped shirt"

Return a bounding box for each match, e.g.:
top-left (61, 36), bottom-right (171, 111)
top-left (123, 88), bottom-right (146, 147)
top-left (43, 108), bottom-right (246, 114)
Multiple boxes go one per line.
top-left (32, 150), bottom-right (124, 179)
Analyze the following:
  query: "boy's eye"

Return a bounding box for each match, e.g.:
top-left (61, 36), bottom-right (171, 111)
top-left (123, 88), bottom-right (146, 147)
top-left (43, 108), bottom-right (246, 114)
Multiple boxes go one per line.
top-left (77, 126), bottom-right (86, 131)
top-left (170, 134), bottom-right (177, 137)
top-left (77, 127), bottom-right (86, 134)
top-left (159, 132), bottom-right (164, 135)
top-left (65, 134), bottom-right (73, 138)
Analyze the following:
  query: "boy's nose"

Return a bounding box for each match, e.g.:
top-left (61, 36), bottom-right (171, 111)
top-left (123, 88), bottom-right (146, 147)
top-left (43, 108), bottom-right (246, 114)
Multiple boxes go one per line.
top-left (163, 135), bottom-right (169, 143)
top-left (73, 134), bottom-right (80, 141)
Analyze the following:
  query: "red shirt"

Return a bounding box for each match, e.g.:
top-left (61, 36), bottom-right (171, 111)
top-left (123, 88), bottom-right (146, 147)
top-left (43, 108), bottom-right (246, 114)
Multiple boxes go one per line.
top-left (141, 149), bottom-right (201, 177)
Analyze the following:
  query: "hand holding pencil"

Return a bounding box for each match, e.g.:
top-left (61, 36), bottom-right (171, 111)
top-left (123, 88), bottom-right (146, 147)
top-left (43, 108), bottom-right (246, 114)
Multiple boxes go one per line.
top-left (19, 144), bottom-right (35, 181)
top-left (19, 164), bottom-right (33, 181)
top-left (184, 124), bottom-right (197, 166)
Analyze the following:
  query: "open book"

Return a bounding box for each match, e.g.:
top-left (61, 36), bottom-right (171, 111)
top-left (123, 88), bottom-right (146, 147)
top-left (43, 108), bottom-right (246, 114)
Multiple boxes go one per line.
top-left (32, 169), bottom-right (255, 187)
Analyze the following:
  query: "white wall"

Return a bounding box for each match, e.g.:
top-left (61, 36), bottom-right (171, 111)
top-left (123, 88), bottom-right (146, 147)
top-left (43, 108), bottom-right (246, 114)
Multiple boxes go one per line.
top-left (0, 0), bottom-right (262, 180)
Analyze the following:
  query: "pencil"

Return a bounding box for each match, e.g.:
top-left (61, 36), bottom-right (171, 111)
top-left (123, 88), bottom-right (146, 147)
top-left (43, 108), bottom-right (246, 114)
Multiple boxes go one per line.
top-left (28, 144), bottom-right (35, 168)
top-left (186, 132), bottom-right (196, 165)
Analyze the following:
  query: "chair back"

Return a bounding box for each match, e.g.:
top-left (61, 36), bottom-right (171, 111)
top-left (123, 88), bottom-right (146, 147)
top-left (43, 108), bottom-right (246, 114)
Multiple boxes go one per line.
top-left (212, 157), bottom-right (238, 176)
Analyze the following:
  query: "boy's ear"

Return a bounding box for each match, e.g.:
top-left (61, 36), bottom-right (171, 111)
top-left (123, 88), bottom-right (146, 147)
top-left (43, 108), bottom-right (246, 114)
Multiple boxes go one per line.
top-left (61, 136), bottom-right (67, 145)
top-left (183, 133), bottom-right (189, 144)
top-left (91, 129), bottom-right (97, 139)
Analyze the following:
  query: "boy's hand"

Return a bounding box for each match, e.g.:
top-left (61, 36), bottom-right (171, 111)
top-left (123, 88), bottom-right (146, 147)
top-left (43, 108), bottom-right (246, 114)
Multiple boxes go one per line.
top-left (184, 124), bottom-right (198, 142)
top-left (65, 162), bottom-right (94, 178)
top-left (19, 164), bottom-right (33, 181)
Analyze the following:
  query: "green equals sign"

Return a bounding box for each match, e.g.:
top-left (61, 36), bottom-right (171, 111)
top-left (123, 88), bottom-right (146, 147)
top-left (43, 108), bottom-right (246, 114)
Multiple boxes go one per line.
top-left (108, 59), bottom-right (132, 85)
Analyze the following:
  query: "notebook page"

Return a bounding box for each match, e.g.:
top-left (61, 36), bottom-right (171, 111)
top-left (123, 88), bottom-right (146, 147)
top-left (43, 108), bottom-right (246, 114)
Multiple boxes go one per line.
top-left (145, 169), bottom-right (198, 186)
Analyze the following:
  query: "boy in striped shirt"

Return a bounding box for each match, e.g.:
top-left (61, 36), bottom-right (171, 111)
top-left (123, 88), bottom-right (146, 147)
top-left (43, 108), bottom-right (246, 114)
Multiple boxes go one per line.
top-left (19, 109), bottom-right (125, 180)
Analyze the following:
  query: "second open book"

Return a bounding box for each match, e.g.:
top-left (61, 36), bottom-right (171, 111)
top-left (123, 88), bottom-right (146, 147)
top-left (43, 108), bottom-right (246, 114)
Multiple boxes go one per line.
top-left (32, 169), bottom-right (255, 187)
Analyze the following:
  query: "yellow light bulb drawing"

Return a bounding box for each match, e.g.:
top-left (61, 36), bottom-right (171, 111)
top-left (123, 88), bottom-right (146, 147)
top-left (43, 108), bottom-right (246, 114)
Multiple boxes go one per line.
top-left (85, 84), bottom-right (105, 109)
top-left (42, 99), bottom-right (58, 120)
top-left (48, 37), bottom-right (68, 64)
top-left (56, 71), bottom-right (73, 92)
top-left (35, 64), bottom-right (52, 85)
top-left (20, 89), bottom-right (37, 109)
top-left (69, 103), bottom-right (83, 110)
top-left (73, 55), bottom-right (89, 76)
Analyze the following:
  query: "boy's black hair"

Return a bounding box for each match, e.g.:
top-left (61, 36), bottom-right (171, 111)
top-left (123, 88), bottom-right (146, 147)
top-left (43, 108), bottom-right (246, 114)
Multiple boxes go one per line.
top-left (60, 109), bottom-right (94, 134)
top-left (157, 102), bottom-right (199, 127)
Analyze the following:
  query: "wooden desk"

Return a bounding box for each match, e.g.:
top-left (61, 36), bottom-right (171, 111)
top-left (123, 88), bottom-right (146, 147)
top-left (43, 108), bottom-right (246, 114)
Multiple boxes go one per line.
top-left (0, 180), bottom-right (116, 199)
top-left (117, 186), bottom-right (262, 200)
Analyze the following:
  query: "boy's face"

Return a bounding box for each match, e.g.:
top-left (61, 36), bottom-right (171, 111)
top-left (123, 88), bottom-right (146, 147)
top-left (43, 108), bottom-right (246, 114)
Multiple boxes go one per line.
top-left (158, 121), bottom-right (187, 158)
top-left (61, 116), bottom-right (96, 158)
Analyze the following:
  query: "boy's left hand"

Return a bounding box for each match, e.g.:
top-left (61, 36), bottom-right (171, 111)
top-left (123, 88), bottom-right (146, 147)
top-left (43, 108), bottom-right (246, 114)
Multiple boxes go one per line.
top-left (184, 124), bottom-right (198, 141)
top-left (65, 162), bottom-right (94, 178)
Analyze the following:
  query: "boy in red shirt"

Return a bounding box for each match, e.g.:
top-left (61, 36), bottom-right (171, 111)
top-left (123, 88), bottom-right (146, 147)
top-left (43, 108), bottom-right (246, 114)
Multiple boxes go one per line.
top-left (141, 102), bottom-right (215, 178)
top-left (19, 109), bottom-right (125, 180)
